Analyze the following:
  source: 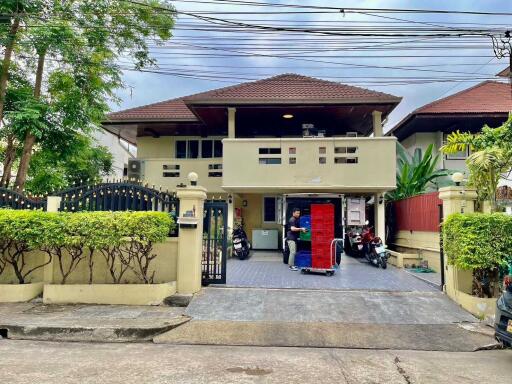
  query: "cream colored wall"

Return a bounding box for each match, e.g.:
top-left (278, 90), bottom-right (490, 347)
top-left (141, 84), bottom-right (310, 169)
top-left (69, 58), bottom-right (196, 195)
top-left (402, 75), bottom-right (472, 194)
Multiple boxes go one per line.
top-left (1, 238), bottom-right (178, 285)
top-left (235, 194), bottom-right (282, 246)
top-left (0, 251), bottom-right (47, 284)
top-left (137, 137), bottom-right (174, 158)
top-left (222, 137), bottom-right (396, 193)
top-left (50, 238), bottom-right (178, 284)
top-left (137, 136), bottom-right (225, 193)
top-left (393, 230), bottom-right (441, 271)
top-left (142, 158), bottom-right (224, 193)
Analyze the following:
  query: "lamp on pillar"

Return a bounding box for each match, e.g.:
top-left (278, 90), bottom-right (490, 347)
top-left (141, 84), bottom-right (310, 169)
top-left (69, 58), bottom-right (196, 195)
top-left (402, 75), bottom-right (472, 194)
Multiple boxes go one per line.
top-left (451, 172), bottom-right (466, 213)
top-left (187, 172), bottom-right (198, 186)
top-left (451, 172), bottom-right (464, 186)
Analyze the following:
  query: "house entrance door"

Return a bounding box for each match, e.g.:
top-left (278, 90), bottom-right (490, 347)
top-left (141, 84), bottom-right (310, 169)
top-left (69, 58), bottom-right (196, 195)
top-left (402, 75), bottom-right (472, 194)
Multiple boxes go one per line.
top-left (202, 201), bottom-right (228, 285)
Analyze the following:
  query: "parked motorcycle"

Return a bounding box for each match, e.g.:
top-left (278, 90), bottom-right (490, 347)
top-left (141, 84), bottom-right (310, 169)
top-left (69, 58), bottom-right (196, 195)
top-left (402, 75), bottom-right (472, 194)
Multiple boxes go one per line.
top-left (344, 228), bottom-right (363, 257)
top-left (362, 226), bottom-right (388, 269)
top-left (232, 225), bottom-right (250, 260)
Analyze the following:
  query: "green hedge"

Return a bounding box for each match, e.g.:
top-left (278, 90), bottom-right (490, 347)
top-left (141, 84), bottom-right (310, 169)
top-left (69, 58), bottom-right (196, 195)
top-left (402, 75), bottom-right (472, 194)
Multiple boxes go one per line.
top-left (443, 213), bottom-right (512, 271)
top-left (0, 210), bottom-right (174, 284)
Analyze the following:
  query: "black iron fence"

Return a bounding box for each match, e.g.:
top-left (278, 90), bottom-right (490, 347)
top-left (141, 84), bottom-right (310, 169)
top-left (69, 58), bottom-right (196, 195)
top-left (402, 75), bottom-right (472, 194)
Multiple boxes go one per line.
top-left (0, 187), bottom-right (47, 210)
top-left (0, 182), bottom-right (180, 236)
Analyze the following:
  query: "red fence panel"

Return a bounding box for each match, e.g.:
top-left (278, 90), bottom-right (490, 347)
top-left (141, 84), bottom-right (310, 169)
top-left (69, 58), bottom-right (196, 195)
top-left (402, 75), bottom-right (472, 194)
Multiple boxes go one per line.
top-left (393, 192), bottom-right (442, 232)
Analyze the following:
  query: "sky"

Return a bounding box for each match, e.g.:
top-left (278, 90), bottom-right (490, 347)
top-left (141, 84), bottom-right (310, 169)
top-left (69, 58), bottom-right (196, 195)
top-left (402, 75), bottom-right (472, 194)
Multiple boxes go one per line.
top-left (113, 0), bottom-right (512, 133)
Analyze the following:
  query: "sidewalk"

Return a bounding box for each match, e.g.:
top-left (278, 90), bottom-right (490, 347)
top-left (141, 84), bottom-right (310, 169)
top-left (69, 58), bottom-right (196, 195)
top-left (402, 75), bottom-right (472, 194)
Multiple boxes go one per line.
top-left (154, 287), bottom-right (498, 352)
top-left (0, 302), bottom-right (189, 342)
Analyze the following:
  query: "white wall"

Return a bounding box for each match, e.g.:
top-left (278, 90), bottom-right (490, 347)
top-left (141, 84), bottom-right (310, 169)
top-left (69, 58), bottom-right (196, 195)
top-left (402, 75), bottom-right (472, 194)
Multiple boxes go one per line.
top-left (92, 130), bottom-right (136, 179)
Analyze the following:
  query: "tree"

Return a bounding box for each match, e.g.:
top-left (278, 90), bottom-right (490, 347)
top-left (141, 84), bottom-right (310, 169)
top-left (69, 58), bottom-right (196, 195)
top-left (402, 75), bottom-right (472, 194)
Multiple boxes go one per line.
top-left (441, 114), bottom-right (512, 212)
top-left (0, 0), bottom-right (40, 123)
top-left (25, 134), bottom-right (114, 195)
top-left (387, 143), bottom-right (452, 201)
top-left (1, 0), bottom-right (175, 189)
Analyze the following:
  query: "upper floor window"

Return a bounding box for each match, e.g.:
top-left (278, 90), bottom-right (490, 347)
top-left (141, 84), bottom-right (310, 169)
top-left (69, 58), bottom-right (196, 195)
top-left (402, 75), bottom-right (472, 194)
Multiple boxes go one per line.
top-left (176, 139), bottom-right (223, 159)
top-left (259, 148), bottom-right (281, 155)
top-left (202, 140), bottom-right (223, 158)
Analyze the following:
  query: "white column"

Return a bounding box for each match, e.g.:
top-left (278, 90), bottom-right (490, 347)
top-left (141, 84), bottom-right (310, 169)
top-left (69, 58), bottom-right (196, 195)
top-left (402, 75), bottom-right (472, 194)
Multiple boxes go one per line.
top-left (227, 194), bottom-right (234, 236)
top-left (228, 107), bottom-right (236, 138)
top-left (374, 193), bottom-right (385, 244)
top-left (372, 110), bottom-right (383, 137)
top-left (46, 196), bottom-right (62, 212)
top-left (176, 186), bottom-right (207, 294)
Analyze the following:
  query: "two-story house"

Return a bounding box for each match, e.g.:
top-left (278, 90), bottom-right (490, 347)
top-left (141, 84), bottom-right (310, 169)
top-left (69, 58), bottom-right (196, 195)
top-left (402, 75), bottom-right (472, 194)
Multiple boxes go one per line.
top-left (103, 74), bottom-right (401, 248)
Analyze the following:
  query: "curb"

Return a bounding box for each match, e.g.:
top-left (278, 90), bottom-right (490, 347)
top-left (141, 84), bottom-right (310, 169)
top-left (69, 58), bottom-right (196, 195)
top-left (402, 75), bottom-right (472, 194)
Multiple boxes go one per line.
top-left (0, 316), bottom-right (190, 343)
top-left (403, 269), bottom-right (442, 290)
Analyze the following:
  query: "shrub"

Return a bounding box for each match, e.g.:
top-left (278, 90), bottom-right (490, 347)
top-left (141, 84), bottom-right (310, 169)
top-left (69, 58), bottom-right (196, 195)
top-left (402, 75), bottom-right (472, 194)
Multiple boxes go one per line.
top-left (0, 210), bottom-right (56, 284)
top-left (0, 210), bottom-right (174, 284)
top-left (443, 213), bottom-right (512, 297)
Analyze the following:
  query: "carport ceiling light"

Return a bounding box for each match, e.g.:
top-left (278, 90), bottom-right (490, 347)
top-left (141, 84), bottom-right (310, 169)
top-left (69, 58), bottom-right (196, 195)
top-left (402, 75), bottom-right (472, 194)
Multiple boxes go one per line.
top-left (282, 114), bottom-right (294, 119)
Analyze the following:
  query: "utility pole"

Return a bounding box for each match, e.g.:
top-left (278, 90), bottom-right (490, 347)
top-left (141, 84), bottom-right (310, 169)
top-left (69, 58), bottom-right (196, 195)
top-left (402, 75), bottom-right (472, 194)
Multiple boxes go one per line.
top-left (491, 30), bottom-right (512, 94)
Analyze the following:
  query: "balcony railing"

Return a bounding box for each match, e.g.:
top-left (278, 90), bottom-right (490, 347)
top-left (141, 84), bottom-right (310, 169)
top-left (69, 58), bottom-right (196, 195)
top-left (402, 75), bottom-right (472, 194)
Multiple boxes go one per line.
top-left (222, 137), bottom-right (397, 192)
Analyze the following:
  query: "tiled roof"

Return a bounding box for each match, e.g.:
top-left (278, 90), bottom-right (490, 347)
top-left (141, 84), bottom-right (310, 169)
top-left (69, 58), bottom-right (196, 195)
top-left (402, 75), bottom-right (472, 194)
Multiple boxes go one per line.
top-left (106, 98), bottom-right (198, 121)
top-left (414, 81), bottom-right (512, 114)
top-left (497, 66), bottom-right (510, 78)
top-left (184, 74), bottom-right (400, 104)
top-left (106, 73), bottom-right (400, 122)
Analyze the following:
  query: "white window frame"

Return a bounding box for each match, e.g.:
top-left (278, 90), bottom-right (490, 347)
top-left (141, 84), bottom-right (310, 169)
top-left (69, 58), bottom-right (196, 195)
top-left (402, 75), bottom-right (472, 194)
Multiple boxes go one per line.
top-left (262, 195), bottom-right (279, 223)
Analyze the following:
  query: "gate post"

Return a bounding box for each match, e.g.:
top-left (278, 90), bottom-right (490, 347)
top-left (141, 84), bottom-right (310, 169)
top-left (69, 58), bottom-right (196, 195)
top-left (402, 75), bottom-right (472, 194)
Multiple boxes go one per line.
top-left (439, 186), bottom-right (477, 297)
top-left (176, 183), bottom-right (207, 294)
top-left (43, 196), bottom-right (62, 283)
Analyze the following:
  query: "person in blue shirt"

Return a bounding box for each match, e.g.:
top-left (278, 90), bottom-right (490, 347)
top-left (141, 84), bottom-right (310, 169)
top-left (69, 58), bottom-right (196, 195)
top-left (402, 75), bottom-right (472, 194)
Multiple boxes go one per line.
top-left (286, 208), bottom-right (308, 271)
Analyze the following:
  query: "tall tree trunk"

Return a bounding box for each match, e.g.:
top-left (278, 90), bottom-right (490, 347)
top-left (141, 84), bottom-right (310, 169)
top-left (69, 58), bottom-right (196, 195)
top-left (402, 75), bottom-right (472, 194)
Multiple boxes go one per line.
top-left (0, 135), bottom-right (16, 187)
top-left (15, 50), bottom-right (46, 190)
top-left (0, 17), bottom-right (20, 124)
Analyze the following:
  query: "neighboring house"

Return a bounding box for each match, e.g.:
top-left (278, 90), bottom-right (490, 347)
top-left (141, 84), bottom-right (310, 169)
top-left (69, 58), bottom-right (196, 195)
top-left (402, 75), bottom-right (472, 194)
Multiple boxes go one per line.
top-left (92, 129), bottom-right (136, 179)
top-left (102, 74), bottom-right (401, 246)
top-left (388, 80), bottom-right (512, 186)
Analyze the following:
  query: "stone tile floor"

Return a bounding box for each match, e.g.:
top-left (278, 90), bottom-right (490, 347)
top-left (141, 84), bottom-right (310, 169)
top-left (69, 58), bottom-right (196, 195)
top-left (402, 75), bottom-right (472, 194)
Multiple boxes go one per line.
top-left (222, 251), bottom-right (438, 292)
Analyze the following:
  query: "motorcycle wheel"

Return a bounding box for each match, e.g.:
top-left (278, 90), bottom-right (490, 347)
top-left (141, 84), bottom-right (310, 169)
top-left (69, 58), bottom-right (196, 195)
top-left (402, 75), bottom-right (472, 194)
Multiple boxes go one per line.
top-left (381, 258), bottom-right (387, 269)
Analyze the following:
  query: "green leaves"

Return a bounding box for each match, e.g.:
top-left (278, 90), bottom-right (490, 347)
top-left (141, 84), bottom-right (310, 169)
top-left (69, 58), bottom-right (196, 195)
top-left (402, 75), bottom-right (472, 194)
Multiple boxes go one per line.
top-left (441, 114), bottom-right (512, 211)
top-left (387, 143), bottom-right (451, 201)
top-left (25, 134), bottom-right (114, 195)
top-left (443, 213), bottom-right (512, 271)
top-left (1, 0), bottom-right (176, 189)
top-left (0, 210), bottom-right (174, 283)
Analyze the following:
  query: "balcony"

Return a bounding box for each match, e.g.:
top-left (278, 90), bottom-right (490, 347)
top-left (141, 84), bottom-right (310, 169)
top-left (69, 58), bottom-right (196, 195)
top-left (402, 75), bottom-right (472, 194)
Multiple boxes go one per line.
top-left (222, 137), bottom-right (397, 193)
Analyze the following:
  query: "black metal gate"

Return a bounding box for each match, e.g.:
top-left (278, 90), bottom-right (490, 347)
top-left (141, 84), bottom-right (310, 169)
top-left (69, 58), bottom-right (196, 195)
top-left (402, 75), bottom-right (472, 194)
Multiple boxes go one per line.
top-left (202, 201), bottom-right (228, 285)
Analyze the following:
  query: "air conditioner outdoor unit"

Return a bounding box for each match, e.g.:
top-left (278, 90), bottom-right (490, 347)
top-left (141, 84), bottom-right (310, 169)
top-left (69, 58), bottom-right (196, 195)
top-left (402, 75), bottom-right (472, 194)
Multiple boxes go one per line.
top-left (127, 159), bottom-right (145, 181)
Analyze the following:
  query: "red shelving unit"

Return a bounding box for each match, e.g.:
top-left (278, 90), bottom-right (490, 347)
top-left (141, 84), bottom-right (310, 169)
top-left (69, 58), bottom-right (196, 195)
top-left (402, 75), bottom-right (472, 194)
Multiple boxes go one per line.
top-left (311, 203), bottom-right (335, 269)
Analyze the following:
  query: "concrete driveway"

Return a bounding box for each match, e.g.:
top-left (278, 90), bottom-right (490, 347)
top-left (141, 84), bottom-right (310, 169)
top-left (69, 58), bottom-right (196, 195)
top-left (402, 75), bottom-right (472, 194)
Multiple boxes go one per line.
top-left (157, 254), bottom-right (492, 351)
top-left (223, 252), bottom-right (437, 291)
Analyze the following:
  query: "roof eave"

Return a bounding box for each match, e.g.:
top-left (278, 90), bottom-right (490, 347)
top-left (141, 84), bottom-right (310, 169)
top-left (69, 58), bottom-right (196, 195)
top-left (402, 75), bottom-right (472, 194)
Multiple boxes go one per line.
top-left (102, 117), bottom-right (199, 124)
top-left (184, 98), bottom-right (402, 106)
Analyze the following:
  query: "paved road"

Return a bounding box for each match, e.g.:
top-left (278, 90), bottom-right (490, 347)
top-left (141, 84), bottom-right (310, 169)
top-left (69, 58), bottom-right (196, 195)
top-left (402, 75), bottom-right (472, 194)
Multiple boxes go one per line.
top-left (0, 339), bottom-right (510, 384)
top-left (225, 253), bottom-right (437, 291)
